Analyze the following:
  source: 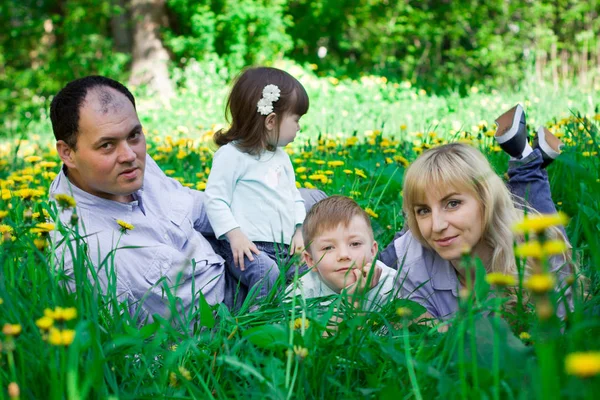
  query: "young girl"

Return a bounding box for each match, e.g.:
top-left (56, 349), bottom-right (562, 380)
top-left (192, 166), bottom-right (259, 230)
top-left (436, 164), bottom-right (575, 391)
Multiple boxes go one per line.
top-left (205, 67), bottom-right (308, 300)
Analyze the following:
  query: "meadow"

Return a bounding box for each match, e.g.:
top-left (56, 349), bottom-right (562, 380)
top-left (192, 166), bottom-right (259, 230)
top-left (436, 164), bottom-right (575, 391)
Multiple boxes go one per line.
top-left (1, 73), bottom-right (600, 399)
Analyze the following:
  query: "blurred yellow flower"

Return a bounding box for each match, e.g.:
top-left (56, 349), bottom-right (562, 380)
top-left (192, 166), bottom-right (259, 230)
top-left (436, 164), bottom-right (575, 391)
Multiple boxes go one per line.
top-left (327, 160), bottom-right (344, 167)
top-left (14, 188), bottom-right (45, 200)
top-left (293, 317), bottom-right (310, 330)
top-left (8, 382), bottom-right (19, 400)
top-left (2, 323), bottom-right (22, 337)
top-left (55, 193), bottom-right (76, 209)
top-left (36, 316), bottom-right (54, 330)
top-left (395, 307), bottom-right (412, 318)
top-left (34, 237), bottom-right (48, 251)
top-left (565, 352), bottom-right (600, 378)
top-left (515, 241), bottom-right (542, 258)
top-left (343, 169), bottom-right (353, 174)
top-left (116, 220), bottom-right (134, 232)
top-left (354, 169), bottom-right (367, 179)
top-left (0, 210), bottom-right (9, 219)
top-left (304, 182), bottom-right (315, 189)
top-left (293, 345), bottom-right (309, 359)
top-left (0, 224), bottom-right (13, 234)
top-left (296, 167), bottom-right (307, 173)
top-left (512, 212), bottom-right (569, 234)
top-left (543, 240), bottom-right (567, 256)
top-left (524, 273), bottom-right (555, 294)
top-left (30, 222), bottom-right (55, 234)
top-left (485, 272), bottom-right (517, 287)
top-left (24, 155), bottom-right (42, 163)
top-left (519, 332), bottom-right (531, 341)
top-left (365, 207), bottom-right (378, 218)
top-left (48, 327), bottom-right (75, 346)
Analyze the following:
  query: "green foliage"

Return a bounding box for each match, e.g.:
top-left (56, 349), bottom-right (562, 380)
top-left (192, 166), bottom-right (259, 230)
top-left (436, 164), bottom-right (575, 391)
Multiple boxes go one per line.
top-left (166, 0), bottom-right (293, 71)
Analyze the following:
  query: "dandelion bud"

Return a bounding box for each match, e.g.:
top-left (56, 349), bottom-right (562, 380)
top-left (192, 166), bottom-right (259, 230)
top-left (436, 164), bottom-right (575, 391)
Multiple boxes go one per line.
top-left (536, 298), bottom-right (554, 320)
top-left (70, 212), bottom-right (79, 226)
top-left (23, 208), bottom-right (33, 221)
top-left (459, 288), bottom-right (471, 300)
top-left (8, 382), bottom-right (19, 400)
top-left (34, 237), bottom-right (47, 251)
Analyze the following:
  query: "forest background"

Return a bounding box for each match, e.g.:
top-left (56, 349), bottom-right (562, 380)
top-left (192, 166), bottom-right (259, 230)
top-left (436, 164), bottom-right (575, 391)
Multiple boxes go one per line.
top-left (2, 0), bottom-right (599, 129)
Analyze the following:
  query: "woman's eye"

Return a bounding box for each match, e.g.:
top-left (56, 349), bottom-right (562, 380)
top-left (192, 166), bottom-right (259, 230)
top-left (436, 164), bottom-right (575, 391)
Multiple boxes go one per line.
top-left (447, 200), bottom-right (461, 209)
top-left (350, 241), bottom-right (362, 247)
top-left (416, 208), bottom-right (430, 216)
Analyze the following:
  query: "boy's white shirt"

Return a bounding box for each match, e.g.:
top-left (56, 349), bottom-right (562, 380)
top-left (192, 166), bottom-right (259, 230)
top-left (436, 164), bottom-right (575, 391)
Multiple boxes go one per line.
top-left (286, 260), bottom-right (399, 309)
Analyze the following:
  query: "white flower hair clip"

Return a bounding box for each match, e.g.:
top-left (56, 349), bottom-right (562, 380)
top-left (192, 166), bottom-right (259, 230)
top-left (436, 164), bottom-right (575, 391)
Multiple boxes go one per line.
top-left (257, 84), bottom-right (281, 115)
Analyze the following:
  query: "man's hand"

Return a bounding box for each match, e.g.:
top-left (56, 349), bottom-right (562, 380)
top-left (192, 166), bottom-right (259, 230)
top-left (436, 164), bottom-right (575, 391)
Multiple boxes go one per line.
top-left (225, 228), bottom-right (260, 271)
top-left (289, 227), bottom-right (304, 256)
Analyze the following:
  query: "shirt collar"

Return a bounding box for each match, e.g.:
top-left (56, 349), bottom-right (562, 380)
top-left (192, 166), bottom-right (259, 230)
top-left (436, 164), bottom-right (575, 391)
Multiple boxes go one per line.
top-left (54, 167), bottom-right (143, 213)
top-left (429, 254), bottom-right (460, 292)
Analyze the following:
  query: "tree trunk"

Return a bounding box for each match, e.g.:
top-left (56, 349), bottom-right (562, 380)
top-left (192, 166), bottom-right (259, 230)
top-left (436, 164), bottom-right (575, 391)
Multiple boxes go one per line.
top-left (129, 0), bottom-right (174, 100)
top-left (111, 0), bottom-right (132, 53)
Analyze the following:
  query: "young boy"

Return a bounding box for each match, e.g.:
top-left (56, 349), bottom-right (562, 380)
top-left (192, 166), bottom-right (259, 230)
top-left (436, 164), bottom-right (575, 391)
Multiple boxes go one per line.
top-left (286, 196), bottom-right (399, 308)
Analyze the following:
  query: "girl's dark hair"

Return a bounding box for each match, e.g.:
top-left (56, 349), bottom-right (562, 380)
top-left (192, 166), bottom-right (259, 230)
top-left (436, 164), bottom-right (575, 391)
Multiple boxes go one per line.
top-left (214, 67), bottom-right (309, 155)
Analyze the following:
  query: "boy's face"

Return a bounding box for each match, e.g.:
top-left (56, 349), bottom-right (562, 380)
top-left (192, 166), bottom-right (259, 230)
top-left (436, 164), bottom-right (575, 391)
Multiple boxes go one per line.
top-left (304, 215), bottom-right (378, 293)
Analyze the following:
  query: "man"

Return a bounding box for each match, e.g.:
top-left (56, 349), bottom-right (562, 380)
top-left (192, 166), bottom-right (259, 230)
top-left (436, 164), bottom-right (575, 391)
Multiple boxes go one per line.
top-left (50, 76), bottom-right (227, 323)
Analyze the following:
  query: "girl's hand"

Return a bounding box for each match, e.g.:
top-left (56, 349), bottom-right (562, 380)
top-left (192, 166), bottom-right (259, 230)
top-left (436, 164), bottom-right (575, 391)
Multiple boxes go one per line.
top-left (225, 228), bottom-right (260, 271)
top-left (290, 227), bottom-right (304, 255)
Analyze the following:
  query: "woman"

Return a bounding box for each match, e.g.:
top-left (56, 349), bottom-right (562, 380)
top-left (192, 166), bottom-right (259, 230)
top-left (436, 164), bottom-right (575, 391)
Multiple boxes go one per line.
top-left (387, 105), bottom-right (572, 320)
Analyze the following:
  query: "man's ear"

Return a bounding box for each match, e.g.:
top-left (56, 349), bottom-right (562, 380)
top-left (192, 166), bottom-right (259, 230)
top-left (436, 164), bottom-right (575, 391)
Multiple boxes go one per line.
top-left (264, 113), bottom-right (277, 131)
top-left (56, 140), bottom-right (76, 169)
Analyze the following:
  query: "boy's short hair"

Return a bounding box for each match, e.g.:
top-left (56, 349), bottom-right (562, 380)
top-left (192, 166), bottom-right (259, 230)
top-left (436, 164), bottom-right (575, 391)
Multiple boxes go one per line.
top-left (303, 196), bottom-right (374, 249)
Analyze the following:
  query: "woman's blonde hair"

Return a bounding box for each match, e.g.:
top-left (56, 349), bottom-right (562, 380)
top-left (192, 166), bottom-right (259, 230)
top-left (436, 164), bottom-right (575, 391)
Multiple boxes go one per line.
top-left (402, 143), bottom-right (522, 276)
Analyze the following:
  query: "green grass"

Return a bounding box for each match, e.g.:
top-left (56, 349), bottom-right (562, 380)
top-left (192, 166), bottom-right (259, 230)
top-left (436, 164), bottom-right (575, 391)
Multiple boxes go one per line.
top-left (1, 73), bottom-right (600, 398)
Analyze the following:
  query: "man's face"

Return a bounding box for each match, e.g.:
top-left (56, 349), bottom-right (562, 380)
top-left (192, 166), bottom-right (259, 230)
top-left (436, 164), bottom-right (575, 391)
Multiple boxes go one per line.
top-left (304, 215), bottom-right (378, 293)
top-left (57, 87), bottom-right (146, 203)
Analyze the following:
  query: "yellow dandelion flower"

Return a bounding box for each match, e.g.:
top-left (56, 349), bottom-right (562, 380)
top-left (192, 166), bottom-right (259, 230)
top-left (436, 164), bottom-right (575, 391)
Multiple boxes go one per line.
top-left (293, 318), bottom-right (310, 330)
top-left (48, 327), bottom-right (75, 346)
top-left (179, 366), bottom-right (192, 381)
top-left (515, 241), bottom-right (543, 259)
top-left (519, 332), bottom-right (531, 341)
top-left (196, 182), bottom-right (207, 191)
top-left (0, 210), bottom-right (8, 219)
top-left (343, 169), bottom-right (353, 174)
top-left (327, 160), bottom-right (344, 167)
top-left (565, 352), bottom-right (600, 378)
top-left (30, 222), bottom-right (55, 234)
top-left (304, 182), bottom-right (315, 189)
top-left (116, 219), bottom-right (134, 231)
top-left (365, 207), bottom-right (379, 218)
top-left (24, 155), bottom-right (42, 163)
top-left (36, 316), bottom-right (54, 330)
top-left (485, 272), bottom-right (517, 287)
top-left (395, 307), bottom-right (412, 318)
top-left (393, 155), bottom-right (409, 167)
top-left (0, 224), bottom-right (13, 234)
top-left (39, 161), bottom-right (58, 169)
top-left (34, 237), bottom-right (48, 251)
top-left (2, 323), bottom-right (22, 337)
top-left (169, 372), bottom-right (179, 388)
top-left (543, 240), bottom-right (567, 256)
top-left (512, 212), bottom-right (569, 234)
top-left (354, 168), bottom-right (367, 179)
top-left (14, 188), bottom-right (45, 200)
top-left (54, 193), bottom-right (76, 209)
top-left (524, 273), bottom-right (555, 294)
top-left (293, 345), bottom-right (309, 359)
top-left (346, 137), bottom-right (359, 146)
top-left (51, 306), bottom-right (77, 321)
top-left (296, 167), bottom-right (307, 174)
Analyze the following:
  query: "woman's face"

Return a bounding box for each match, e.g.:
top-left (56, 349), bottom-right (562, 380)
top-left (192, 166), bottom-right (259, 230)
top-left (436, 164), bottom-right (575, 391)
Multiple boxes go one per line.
top-left (412, 186), bottom-right (487, 265)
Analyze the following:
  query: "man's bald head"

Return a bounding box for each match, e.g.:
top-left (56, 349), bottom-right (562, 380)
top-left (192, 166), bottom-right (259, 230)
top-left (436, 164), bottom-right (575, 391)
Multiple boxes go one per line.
top-left (50, 76), bottom-right (136, 150)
